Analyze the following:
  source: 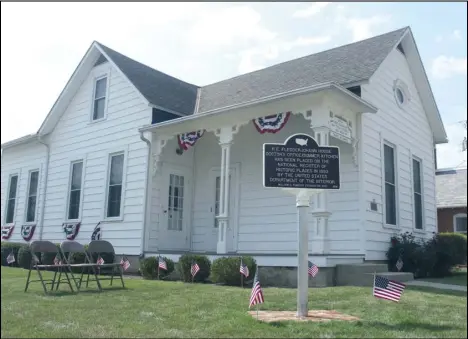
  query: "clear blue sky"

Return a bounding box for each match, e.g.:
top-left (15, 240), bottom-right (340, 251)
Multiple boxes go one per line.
top-left (1, 2), bottom-right (466, 167)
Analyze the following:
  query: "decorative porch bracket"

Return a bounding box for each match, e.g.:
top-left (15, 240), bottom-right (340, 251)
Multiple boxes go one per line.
top-left (212, 125), bottom-right (241, 254)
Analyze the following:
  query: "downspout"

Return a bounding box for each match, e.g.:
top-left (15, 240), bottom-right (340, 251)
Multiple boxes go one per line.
top-left (37, 135), bottom-right (50, 240)
top-left (139, 130), bottom-right (152, 257)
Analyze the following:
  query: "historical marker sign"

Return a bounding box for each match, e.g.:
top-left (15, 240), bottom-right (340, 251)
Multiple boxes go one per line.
top-left (263, 133), bottom-right (340, 190)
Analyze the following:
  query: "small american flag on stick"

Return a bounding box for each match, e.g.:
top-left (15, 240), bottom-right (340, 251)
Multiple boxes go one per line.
top-left (120, 255), bottom-right (130, 271)
top-left (240, 259), bottom-right (249, 278)
top-left (158, 256), bottom-right (167, 271)
top-left (97, 255), bottom-right (105, 265)
top-left (249, 270), bottom-right (265, 308)
top-left (308, 261), bottom-right (319, 277)
top-left (6, 251), bottom-right (15, 264)
top-left (191, 261), bottom-right (200, 277)
top-left (373, 275), bottom-right (406, 302)
top-left (53, 254), bottom-right (62, 266)
top-left (396, 257), bottom-right (403, 272)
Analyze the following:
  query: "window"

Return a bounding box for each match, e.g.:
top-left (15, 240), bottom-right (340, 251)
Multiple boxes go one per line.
top-left (412, 158), bottom-right (423, 230)
top-left (168, 174), bottom-right (184, 231)
top-left (396, 88), bottom-right (405, 105)
top-left (67, 161), bottom-right (83, 220)
top-left (25, 171), bottom-right (39, 223)
top-left (214, 175), bottom-right (231, 228)
top-left (454, 214), bottom-right (467, 235)
top-left (5, 175), bottom-right (18, 224)
top-left (393, 79), bottom-right (410, 108)
top-left (92, 77), bottom-right (107, 120)
top-left (383, 143), bottom-right (397, 226)
top-left (106, 153), bottom-right (124, 218)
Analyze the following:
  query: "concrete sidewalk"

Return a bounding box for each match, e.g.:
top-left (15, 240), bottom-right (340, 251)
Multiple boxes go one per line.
top-left (406, 280), bottom-right (467, 292)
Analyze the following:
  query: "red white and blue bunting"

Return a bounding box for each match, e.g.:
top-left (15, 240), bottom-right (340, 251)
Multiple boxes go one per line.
top-left (1, 226), bottom-right (14, 240)
top-left (177, 130), bottom-right (205, 151)
top-left (21, 224), bottom-right (36, 242)
top-left (252, 112), bottom-right (291, 134)
top-left (62, 222), bottom-right (81, 240)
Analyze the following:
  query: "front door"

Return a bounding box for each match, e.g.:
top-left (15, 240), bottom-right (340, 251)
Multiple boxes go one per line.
top-left (210, 166), bottom-right (238, 252)
top-left (159, 165), bottom-right (192, 251)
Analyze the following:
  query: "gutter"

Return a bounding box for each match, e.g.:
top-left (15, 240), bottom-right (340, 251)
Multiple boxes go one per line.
top-left (139, 131), bottom-right (152, 256)
top-left (37, 135), bottom-right (50, 240)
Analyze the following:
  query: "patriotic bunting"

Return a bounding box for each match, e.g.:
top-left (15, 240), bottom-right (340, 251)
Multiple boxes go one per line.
top-left (62, 222), bottom-right (80, 240)
top-left (21, 225), bottom-right (36, 242)
top-left (1, 226), bottom-right (14, 240)
top-left (91, 222), bottom-right (101, 241)
top-left (252, 112), bottom-right (291, 134)
top-left (177, 130), bottom-right (205, 151)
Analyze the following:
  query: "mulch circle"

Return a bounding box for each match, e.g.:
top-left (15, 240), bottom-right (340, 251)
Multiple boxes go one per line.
top-left (248, 310), bottom-right (360, 323)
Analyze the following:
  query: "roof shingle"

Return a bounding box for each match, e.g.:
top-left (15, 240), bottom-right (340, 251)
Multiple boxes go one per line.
top-left (436, 168), bottom-right (467, 208)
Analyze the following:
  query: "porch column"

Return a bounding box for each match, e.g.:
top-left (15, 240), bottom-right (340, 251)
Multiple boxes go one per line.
top-left (214, 126), bottom-right (236, 254)
top-left (311, 126), bottom-right (331, 254)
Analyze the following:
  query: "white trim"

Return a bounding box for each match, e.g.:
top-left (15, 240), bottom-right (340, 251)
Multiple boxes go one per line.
top-left (381, 136), bottom-right (400, 229)
top-left (89, 71), bottom-right (110, 123)
top-left (103, 146), bottom-right (128, 222)
top-left (64, 158), bottom-right (86, 222)
top-left (357, 114), bottom-right (367, 256)
top-left (453, 213), bottom-right (467, 234)
top-left (3, 170), bottom-right (21, 226)
top-left (410, 154), bottom-right (425, 231)
top-left (1, 134), bottom-right (37, 150)
top-left (24, 169), bottom-right (40, 224)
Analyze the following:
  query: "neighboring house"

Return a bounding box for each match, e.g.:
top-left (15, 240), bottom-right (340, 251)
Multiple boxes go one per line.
top-left (1, 26), bottom-right (447, 280)
top-left (436, 168), bottom-right (467, 235)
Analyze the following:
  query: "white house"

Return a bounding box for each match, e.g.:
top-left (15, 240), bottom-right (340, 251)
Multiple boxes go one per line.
top-left (1, 26), bottom-right (447, 284)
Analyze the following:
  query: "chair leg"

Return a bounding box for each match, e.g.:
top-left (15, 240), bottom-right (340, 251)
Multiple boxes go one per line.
top-left (54, 270), bottom-right (61, 291)
top-left (36, 267), bottom-right (49, 295)
top-left (24, 266), bottom-right (33, 292)
top-left (63, 270), bottom-right (75, 293)
top-left (110, 271), bottom-right (114, 286)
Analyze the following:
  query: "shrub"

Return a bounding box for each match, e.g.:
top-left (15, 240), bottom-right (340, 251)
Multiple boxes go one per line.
top-left (177, 254), bottom-right (211, 283)
top-left (17, 245), bottom-right (33, 269)
top-left (139, 256), bottom-right (175, 280)
top-left (1, 242), bottom-right (24, 267)
top-left (428, 232), bottom-right (467, 277)
top-left (210, 256), bottom-right (257, 286)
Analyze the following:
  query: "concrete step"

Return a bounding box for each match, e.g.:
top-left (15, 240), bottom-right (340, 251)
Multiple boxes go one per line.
top-left (335, 263), bottom-right (388, 286)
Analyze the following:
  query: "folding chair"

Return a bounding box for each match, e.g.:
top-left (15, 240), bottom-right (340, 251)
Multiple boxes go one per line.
top-left (24, 240), bottom-right (75, 294)
top-left (58, 240), bottom-right (102, 292)
top-left (87, 240), bottom-right (125, 289)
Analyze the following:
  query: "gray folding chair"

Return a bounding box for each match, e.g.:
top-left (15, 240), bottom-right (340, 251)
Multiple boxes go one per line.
top-left (87, 240), bottom-right (125, 289)
top-left (24, 240), bottom-right (74, 294)
top-left (59, 240), bottom-right (102, 291)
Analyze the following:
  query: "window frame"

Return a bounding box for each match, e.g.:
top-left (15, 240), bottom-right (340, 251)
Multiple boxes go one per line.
top-left (90, 74), bottom-right (109, 122)
top-left (3, 172), bottom-right (20, 226)
top-left (24, 169), bottom-right (40, 224)
top-left (65, 159), bottom-right (85, 222)
top-left (381, 139), bottom-right (399, 228)
top-left (411, 156), bottom-right (425, 231)
top-left (453, 213), bottom-right (467, 235)
top-left (104, 150), bottom-right (127, 221)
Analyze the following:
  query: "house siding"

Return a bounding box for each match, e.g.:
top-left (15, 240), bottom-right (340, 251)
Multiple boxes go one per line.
top-left (437, 207), bottom-right (467, 233)
top-left (1, 142), bottom-right (47, 242)
top-left (361, 48), bottom-right (437, 260)
top-left (41, 61), bottom-right (151, 255)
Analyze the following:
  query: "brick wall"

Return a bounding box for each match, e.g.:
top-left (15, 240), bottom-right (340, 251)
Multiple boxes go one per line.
top-left (437, 207), bottom-right (467, 232)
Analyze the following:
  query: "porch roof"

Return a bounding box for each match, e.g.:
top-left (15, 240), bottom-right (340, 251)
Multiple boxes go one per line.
top-left (139, 82), bottom-right (377, 136)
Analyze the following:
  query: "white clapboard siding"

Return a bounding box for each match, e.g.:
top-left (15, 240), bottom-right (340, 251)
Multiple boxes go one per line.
top-left (361, 47), bottom-right (437, 260)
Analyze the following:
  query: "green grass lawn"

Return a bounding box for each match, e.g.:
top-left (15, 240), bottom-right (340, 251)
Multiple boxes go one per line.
top-left (419, 269), bottom-right (467, 287)
top-left (1, 267), bottom-right (467, 338)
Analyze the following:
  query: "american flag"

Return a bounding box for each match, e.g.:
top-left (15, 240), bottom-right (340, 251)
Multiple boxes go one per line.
top-left (308, 261), bottom-right (319, 277)
top-left (249, 270), bottom-right (265, 308)
top-left (240, 259), bottom-right (249, 278)
top-left (158, 256), bottom-right (167, 271)
top-left (120, 256), bottom-right (130, 271)
top-left (53, 254), bottom-right (62, 266)
top-left (373, 275), bottom-right (406, 302)
top-left (97, 255), bottom-right (105, 265)
top-left (191, 261), bottom-right (200, 277)
top-left (6, 251), bottom-right (15, 264)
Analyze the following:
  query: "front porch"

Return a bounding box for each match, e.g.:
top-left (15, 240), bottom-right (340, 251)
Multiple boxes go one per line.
top-left (140, 84), bottom-right (376, 260)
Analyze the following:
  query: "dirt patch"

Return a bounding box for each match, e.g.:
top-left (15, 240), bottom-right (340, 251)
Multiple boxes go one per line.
top-left (248, 310), bottom-right (360, 323)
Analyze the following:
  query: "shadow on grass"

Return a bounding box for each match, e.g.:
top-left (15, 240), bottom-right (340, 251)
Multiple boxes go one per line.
top-left (367, 321), bottom-right (462, 332)
top-left (33, 286), bottom-right (130, 297)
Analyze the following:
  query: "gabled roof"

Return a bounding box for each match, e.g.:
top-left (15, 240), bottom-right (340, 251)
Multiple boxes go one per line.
top-left (436, 168), bottom-right (467, 208)
top-left (96, 43), bottom-right (199, 116)
top-left (197, 27), bottom-right (407, 113)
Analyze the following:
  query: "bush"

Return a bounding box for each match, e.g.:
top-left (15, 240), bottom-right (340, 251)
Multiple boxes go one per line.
top-left (177, 254), bottom-right (211, 283)
top-left (17, 245), bottom-right (33, 269)
top-left (386, 231), bottom-right (468, 278)
top-left (1, 242), bottom-right (24, 267)
top-left (139, 256), bottom-right (175, 280)
top-left (210, 256), bottom-right (257, 286)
